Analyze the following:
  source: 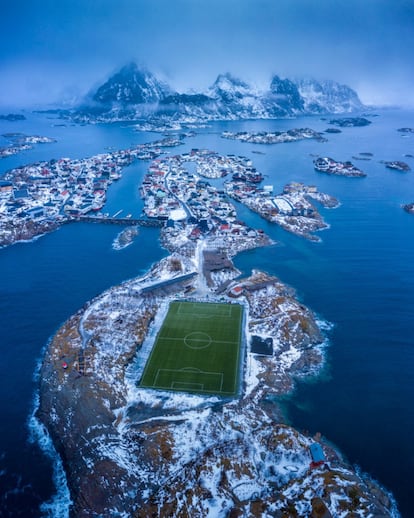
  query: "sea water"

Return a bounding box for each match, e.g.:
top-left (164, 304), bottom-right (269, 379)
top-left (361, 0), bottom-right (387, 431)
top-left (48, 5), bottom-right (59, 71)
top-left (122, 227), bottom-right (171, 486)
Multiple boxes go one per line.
top-left (0, 109), bottom-right (413, 516)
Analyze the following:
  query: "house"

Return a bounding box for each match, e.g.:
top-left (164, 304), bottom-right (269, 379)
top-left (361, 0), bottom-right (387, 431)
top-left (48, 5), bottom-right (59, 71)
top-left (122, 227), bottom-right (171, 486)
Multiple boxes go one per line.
top-left (25, 206), bottom-right (45, 220)
top-left (13, 189), bottom-right (29, 200)
top-left (229, 285), bottom-right (244, 298)
top-left (0, 181), bottom-right (13, 197)
top-left (309, 442), bottom-right (326, 469)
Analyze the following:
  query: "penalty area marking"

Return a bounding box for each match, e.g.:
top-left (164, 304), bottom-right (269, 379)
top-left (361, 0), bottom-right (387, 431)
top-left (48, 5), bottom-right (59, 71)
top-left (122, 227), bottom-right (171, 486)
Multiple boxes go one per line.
top-left (153, 368), bottom-right (224, 392)
top-left (176, 301), bottom-right (233, 318)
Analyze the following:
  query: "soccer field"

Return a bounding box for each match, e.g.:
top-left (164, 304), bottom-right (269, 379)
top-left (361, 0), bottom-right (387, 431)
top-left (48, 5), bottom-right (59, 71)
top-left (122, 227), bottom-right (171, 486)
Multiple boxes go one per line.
top-left (139, 301), bottom-right (243, 396)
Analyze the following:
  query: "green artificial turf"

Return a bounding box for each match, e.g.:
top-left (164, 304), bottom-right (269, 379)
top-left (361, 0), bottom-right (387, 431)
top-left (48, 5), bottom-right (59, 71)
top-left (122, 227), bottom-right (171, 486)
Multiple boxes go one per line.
top-left (139, 301), bottom-right (243, 395)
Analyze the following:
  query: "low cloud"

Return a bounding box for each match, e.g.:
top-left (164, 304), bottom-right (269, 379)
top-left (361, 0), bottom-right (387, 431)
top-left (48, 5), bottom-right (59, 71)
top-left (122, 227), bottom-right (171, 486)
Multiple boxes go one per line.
top-left (1, 0), bottom-right (413, 108)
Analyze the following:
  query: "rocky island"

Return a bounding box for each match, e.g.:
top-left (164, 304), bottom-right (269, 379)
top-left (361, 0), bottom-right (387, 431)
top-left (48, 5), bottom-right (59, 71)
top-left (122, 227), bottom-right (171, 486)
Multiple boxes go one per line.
top-left (112, 226), bottom-right (139, 250)
top-left (0, 133), bottom-right (56, 158)
top-left (328, 117), bottom-right (371, 127)
top-left (313, 156), bottom-right (367, 177)
top-left (221, 128), bottom-right (326, 144)
top-left (383, 160), bottom-right (411, 172)
top-left (225, 179), bottom-right (339, 242)
top-left (37, 235), bottom-right (397, 518)
top-left (403, 203), bottom-right (414, 214)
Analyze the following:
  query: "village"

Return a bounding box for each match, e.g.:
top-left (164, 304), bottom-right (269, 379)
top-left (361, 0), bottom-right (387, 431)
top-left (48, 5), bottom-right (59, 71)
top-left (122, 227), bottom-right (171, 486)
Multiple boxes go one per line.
top-left (140, 149), bottom-right (272, 255)
top-left (0, 130), bottom-right (342, 249)
top-left (139, 147), bottom-right (340, 246)
top-left (0, 136), bottom-right (182, 246)
top-left (225, 175), bottom-right (339, 241)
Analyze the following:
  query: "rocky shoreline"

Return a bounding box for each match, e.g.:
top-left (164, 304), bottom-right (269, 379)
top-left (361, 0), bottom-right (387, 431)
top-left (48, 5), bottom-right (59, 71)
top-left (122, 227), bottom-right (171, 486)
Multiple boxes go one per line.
top-left (37, 230), bottom-right (398, 516)
top-left (33, 128), bottom-right (398, 516)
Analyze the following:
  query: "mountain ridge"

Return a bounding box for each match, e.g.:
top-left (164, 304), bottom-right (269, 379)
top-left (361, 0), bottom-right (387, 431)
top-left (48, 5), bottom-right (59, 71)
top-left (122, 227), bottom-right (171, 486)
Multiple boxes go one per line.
top-left (75, 62), bottom-right (365, 122)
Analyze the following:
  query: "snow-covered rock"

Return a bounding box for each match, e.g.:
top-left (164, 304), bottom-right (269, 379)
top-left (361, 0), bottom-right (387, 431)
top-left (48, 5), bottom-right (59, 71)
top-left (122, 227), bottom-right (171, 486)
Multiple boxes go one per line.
top-left (294, 77), bottom-right (364, 114)
top-left (92, 62), bottom-right (171, 105)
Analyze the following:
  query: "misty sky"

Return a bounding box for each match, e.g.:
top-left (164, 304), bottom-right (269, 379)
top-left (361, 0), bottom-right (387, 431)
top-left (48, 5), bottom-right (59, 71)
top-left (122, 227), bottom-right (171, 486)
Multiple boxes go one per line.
top-left (1, 0), bottom-right (413, 108)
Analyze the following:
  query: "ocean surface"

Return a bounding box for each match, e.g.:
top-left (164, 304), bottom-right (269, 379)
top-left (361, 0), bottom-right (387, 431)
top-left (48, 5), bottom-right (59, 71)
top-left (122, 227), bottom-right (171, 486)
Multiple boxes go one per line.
top-left (0, 109), bottom-right (413, 516)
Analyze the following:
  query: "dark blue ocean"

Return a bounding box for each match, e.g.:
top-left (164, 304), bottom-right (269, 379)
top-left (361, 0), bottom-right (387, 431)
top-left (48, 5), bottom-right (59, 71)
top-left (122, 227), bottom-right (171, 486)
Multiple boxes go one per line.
top-left (0, 110), bottom-right (413, 516)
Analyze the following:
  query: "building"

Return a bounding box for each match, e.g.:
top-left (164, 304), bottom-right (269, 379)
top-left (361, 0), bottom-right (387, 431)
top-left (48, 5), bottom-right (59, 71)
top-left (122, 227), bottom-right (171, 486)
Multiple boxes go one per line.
top-left (309, 442), bottom-right (326, 469)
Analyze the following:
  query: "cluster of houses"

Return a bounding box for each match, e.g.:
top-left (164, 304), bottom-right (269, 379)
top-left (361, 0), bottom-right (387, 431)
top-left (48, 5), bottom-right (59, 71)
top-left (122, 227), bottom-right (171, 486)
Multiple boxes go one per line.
top-left (225, 178), bottom-right (318, 219)
top-left (313, 156), bottom-right (366, 177)
top-left (141, 149), bottom-right (259, 222)
top-left (0, 152), bottom-right (131, 223)
top-left (0, 137), bottom-right (182, 235)
top-left (141, 149), bottom-right (269, 251)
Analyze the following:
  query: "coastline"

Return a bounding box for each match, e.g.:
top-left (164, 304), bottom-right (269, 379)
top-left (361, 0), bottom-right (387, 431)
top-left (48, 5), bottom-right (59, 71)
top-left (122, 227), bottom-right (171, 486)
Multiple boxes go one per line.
top-left (0, 109), bottom-right (410, 516)
top-left (30, 132), bottom-right (402, 516)
top-left (36, 236), bottom-right (399, 516)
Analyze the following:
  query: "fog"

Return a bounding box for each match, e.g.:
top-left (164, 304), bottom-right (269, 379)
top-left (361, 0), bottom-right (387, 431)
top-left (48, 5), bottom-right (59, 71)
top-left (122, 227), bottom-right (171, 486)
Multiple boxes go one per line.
top-left (1, 0), bottom-right (413, 108)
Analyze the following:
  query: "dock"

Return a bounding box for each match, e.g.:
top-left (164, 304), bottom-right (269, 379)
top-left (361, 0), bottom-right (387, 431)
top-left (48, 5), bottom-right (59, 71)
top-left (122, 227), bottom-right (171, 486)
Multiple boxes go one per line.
top-left (66, 215), bottom-right (165, 228)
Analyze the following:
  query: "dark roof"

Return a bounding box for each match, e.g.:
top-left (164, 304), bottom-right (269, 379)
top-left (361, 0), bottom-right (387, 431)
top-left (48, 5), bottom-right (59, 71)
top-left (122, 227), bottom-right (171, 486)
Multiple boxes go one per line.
top-left (13, 189), bottom-right (29, 198)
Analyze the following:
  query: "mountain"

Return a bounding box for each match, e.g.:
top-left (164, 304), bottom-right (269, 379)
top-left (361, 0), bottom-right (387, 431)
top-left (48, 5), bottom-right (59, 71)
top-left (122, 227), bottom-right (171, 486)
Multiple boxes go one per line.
top-left (92, 62), bottom-right (171, 105)
top-left (269, 75), bottom-right (305, 112)
top-left (294, 78), bottom-right (363, 114)
top-left (210, 73), bottom-right (256, 103)
top-left (75, 63), bottom-right (365, 122)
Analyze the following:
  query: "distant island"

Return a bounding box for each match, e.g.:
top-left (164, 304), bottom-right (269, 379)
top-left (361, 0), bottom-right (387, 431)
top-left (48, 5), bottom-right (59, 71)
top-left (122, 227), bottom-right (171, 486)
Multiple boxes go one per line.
top-left (403, 203), bottom-right (414, 214)
top-left (314, 157), bottom-right (367, 177)
top-left (383, 160), bottom-right (411, 172)
top-left (221, 128), bottom-right (326, 144)
top-left (0, 113), bottom-right (26, 121)
top-left (328, 117), bottom-right (371, 127)
top-left (0, 133), bottom-right (56, 159)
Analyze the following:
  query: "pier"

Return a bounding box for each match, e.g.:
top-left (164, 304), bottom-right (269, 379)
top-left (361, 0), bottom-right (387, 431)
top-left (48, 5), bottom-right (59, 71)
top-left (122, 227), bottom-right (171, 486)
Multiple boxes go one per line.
top-left (67, 215), bottom-right (165, 228)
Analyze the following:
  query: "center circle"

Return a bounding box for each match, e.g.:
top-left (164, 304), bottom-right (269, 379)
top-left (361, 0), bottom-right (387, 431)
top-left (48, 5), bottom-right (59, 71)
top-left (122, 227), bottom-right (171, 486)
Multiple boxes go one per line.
top-left (184, 331), bottom-right (212, 349)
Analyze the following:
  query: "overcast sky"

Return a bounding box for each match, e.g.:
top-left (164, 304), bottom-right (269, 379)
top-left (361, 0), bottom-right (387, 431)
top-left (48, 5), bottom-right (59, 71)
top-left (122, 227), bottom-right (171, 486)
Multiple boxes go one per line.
top-left (1, 0), bottom-right (413, 108)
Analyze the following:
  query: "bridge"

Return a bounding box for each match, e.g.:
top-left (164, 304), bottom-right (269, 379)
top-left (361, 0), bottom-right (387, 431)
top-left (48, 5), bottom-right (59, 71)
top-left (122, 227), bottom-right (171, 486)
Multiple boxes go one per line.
top-left (66, 216), bottom-right (165, 228)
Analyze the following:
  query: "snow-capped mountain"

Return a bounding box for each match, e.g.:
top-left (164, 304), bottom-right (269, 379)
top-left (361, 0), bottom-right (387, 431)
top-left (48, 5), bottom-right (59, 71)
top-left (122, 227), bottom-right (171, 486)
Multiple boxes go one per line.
top-left (269, 75), bottom-right (305, 113)
top-left (209, 73), bottom-right (257, 103)
top-left (92, 62), bottom-right (171, 105)
top-left (76, 63), bottom-right (365, 122)
top-left (294, 78), bottom-right (363, 114)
